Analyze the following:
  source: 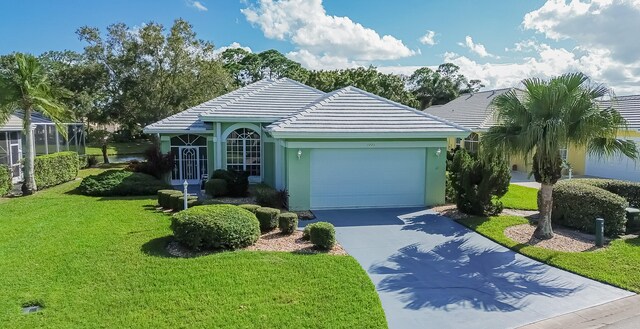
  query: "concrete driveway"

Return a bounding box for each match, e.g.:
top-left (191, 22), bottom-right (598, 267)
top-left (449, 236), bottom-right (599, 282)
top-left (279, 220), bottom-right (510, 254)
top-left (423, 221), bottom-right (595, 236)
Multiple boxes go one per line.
top-left (305, 208), bottom-right (633, 329)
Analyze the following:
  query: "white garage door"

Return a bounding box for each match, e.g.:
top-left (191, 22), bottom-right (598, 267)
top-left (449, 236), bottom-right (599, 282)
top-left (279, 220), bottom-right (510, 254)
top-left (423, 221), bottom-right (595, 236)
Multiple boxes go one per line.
top-left (310, 148), bottom-right (426, 209)
top-left (585, 139), bottom-right (640, 182)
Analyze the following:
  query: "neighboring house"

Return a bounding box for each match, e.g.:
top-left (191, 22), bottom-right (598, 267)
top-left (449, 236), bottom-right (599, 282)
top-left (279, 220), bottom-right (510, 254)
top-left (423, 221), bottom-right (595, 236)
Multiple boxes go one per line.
top-left (425, 90), bottom-right (640, 181)
top-left (144, 78), bottom-right (469, 211)
top-left (0, 112), bottom-right (86, 183)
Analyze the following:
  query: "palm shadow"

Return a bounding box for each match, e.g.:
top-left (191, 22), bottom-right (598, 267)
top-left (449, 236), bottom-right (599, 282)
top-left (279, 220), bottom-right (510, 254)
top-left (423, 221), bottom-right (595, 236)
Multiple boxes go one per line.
top-left (370, 213), bottom-right (584, 312)
top-left (141, 235), bottom-right (176, 258)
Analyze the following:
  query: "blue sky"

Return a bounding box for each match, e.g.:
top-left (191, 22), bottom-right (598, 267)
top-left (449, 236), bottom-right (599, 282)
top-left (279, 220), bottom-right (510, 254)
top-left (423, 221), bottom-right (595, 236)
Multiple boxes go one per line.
top-left (1, 0), bottom-right (638, 93)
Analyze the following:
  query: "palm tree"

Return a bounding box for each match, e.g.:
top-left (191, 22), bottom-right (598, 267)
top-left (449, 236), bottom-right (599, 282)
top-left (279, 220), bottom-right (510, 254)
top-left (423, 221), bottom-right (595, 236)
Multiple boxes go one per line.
top-left (483, 73), bottom-right (638, 239)
top-left (0, 53), bottom-right (71, 195)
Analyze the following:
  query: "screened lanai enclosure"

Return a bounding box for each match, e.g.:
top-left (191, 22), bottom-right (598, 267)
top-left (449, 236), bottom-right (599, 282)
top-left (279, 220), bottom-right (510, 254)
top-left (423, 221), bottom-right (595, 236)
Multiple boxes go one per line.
top-left (0, 112), bottom-right (85, 183)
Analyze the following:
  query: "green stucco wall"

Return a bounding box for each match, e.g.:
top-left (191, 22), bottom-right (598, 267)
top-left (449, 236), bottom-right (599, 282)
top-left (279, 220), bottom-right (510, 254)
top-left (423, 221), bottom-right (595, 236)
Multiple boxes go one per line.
top-left (285, 147), bottom-right (310, 211)
top-left (263, 142), bottom-right (276, 187)
top-left (425, 147), bottom-right (446, 206)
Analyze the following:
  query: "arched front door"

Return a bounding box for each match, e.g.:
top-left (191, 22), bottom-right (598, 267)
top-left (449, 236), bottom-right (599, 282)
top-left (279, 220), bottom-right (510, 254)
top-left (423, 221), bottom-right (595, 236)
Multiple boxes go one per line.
top-left (170, 135), bottom-right (207, 185)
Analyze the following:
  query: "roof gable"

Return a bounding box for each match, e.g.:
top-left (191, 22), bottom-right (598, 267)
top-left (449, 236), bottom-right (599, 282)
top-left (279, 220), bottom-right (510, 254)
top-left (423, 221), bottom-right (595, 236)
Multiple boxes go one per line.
top-left (267, 86), bottom-right (468, 137)
top-left (599, 95), bottom-right (640, 130)
top-left (1, 111), bottom-right (55, 131)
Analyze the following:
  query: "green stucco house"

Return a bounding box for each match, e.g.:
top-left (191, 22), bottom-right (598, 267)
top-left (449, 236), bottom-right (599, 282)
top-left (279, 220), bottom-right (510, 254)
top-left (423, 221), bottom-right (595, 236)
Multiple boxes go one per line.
top-left (144, 78), bottom-right (468, 211)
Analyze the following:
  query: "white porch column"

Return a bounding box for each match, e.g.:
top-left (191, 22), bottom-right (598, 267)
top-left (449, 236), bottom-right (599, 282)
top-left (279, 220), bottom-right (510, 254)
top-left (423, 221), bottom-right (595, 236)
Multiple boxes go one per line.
top-left (215, 122), bottom-right (222, 169)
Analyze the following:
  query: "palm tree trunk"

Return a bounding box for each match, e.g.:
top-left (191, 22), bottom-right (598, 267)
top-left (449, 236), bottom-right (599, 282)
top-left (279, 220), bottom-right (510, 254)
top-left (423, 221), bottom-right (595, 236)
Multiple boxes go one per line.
top-left (535, 183), bottom-right (554, 239)
top-left (21, 107), bottom-right (37, 195)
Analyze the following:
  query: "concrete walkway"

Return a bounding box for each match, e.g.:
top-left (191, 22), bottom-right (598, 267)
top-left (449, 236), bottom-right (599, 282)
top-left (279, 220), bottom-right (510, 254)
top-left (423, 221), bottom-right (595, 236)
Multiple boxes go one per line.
top-left (306, 208), bottom-right (634, 329)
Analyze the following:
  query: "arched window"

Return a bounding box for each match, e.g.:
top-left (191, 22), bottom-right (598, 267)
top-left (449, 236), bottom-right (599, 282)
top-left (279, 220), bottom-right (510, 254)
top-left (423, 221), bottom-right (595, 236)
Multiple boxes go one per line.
top-left (226, 128), bottom-right (260, 177)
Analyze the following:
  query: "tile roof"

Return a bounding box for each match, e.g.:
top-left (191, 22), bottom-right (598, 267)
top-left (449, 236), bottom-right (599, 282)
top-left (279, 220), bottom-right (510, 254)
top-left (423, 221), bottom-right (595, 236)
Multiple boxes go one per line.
top-left (599, 95), bottom-right (640, 130)
top-left (144, 78), bottom-right (325, 133)
top-left (267, 86), bottom-right (468, 135)
top-left (1, 111), bottom-right (55, 131)
top-left (423, 88), bottom-right (514, 131)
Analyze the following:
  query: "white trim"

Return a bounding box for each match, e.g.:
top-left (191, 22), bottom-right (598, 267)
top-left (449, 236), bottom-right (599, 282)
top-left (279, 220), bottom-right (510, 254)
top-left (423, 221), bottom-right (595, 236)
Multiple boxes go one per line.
top-left (283, 140), bottom-right (447, 149)
top-left (274, 142), bottom-right (284, 190)
top-left (143, 129), bottom-right (210, 134)
top-left (223, 124), bottom-right (262, 182)
top-left (221, 123), bottom-right (262, 140)
top-left (201, 115), bottom-right (279, 123)
top-left (215, 122), bottom-right (222, 169)
top-left (269, 131), bottom-right (469, 139)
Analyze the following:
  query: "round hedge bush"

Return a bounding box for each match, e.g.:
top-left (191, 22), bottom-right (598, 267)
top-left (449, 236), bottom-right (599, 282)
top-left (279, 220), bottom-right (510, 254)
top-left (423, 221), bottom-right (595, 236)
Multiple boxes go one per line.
top-left (239, 204), bottom-right (261, 213)
top-left (255, 207), bottom-right (281, 232)
top-left (278, 213), bottom-right (298, 235)
top-left (205, 178), bottom-right (228, 197)
top-left (171, 204), bottom-right (260, 251)
top-left (309, 222), bottom-right (336, 250)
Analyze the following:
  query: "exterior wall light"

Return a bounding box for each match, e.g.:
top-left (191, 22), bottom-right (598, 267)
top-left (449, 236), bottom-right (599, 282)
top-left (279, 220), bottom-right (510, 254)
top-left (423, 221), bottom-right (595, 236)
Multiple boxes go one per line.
top-left (435, 148), bottom-right (442, 157)
top-left (297, 149), bottom-right (303, 160)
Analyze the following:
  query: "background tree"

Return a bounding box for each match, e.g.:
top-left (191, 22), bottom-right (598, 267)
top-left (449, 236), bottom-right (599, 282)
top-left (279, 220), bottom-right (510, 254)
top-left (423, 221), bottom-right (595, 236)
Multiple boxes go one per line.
top-left (0, 53), bottom-right (72, 194)
top-left (408, 63), bottom-right (483, 109)
top-left (77, 19), bottom-right (234, 136)
top-left (220, 48), bottom-right (308, 86)
top-left (482, 72), bottom-right (638, 239)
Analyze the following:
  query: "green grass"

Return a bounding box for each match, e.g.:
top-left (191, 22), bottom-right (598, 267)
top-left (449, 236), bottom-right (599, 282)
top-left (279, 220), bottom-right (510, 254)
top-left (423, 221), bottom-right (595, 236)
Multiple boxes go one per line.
top-left (0, 171), bottom-right (386, 328)
top-left (499, 184), bottom-right (539, 210)
top-left (458, 216), bottom-right (640, 292)
top-left (86, 141), bottom-right (154, 156)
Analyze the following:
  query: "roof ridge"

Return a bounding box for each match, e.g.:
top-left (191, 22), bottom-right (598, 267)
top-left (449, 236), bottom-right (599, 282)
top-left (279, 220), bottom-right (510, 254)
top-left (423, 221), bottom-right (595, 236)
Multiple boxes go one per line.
top-left (268, 87), bottom-right (347, 131)
top-left (342, 85), bottom-right (471, 132)
top-left (210, 79), bottom-right (278, 111)
top-left (478, 88), bottom-right (516, 129)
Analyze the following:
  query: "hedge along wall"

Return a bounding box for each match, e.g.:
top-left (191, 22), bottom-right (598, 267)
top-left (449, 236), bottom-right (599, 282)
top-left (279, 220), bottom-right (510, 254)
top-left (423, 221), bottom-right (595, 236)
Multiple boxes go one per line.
top-left (0, 165), bottom-right (11, 196)
top-left (551, 180), bottom-right (628, 237)
top-left (34, 151), bottom-right (79, 189)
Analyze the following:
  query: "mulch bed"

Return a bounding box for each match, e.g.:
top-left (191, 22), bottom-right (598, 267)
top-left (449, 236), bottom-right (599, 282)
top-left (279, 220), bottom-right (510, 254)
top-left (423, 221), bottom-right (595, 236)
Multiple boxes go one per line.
top-left (504, 223), bottom-right (604, 252)
top-left (166, 229), bottom-right (346, 258)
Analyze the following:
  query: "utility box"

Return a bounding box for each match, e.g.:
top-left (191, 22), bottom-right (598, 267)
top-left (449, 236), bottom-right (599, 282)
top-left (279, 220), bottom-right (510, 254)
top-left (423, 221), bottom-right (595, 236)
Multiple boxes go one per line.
top-left (626, 207), bottom-right (640, 233)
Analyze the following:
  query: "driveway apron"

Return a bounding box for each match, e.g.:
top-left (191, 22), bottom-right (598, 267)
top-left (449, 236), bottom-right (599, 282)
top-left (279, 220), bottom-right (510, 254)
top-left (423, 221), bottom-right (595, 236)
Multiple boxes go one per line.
top-left (307, 208), bottom-right (634, 329)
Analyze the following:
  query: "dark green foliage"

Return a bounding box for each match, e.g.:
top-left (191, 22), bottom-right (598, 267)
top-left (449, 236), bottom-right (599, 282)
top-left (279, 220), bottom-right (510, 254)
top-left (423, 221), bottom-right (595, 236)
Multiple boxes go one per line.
top-left (170, 195), bottom-right (200, 211)
top-left (445, 171), bottom-right (456, 203)
top-left (278, 213), bottom-right (298, 235)
top-left (205, 178), bottom-right (228, 197)
top-left (171, 205), bottom-right (260, 251)
top-left (255, 207), bottom-right (281, 232)
top-left (309, 222), bottom-right (336, 250)
top-left (570, 179), bottom-right (640, 208)
top-left (302, 224), bottom-right (313, 240)
top-left (211, 169), bottom-right (249, 197)
top-left (254, 183), bottom-right (281, 208)
top-left (552, 181), bottom-right (628, 237)
top-left (86, 155), bottom-right (99, 167)
top-left (449, 149), bottom-right (511, 216)
top-left (239, 204), bottom-right (260, 213)
top-left (157, 189), bottom-right (182, 208)
top-left (0, 165), bottom-right (11, 197)
top-left (532, 151), bottom-right (563, 185)
top-left (34, 151), bottom-right (79, 189)
top-left (78, 170), bottom-right (170, 196)
top-left (125, 145), bottom-right (174, 179)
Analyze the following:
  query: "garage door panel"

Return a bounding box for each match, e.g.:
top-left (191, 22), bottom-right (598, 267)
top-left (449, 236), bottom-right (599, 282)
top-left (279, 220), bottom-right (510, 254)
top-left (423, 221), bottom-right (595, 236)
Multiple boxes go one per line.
top-left (310, 148), bottom-right (426, 209)
top-left (585, 139), bottom-right (640, 182)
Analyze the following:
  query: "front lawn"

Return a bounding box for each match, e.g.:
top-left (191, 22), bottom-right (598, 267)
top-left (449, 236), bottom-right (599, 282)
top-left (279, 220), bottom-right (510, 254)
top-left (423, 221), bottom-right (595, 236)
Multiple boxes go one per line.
top-left (86, 140), bottom-right (154, 156)
top-left (458, 216), bottom-right (640, 293)
top-left (499, 184), bottom-right (539, 210)
top-left (0, 171), bottom-right (386, 328)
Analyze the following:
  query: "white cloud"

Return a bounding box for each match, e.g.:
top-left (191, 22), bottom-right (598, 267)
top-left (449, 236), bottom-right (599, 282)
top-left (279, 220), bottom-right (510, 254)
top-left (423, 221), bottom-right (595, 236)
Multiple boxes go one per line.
top-left (241, 0), bottom-right (415, 69)
top-left (286, 49), bottom-right (361, 70)
top-left (459, 36), bottom-right (496, 58)
top-left (523, 0), bottom-right (640, 63)
top-left (213, 42), bottom-right (253, 56)
top-left (186, 0), bottom-right (208, 11)
top-left (419, 30), bottom-right (437, 46)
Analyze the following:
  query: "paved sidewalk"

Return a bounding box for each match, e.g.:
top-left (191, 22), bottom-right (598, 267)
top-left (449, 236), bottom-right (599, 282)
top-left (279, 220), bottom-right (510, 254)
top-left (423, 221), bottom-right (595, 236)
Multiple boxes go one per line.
top-left (519, 295), bottom-right (640, 329)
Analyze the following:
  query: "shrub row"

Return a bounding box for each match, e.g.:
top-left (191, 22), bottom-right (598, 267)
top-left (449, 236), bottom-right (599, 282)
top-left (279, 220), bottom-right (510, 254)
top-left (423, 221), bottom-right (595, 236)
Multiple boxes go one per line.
top-left (552, 180), bottom-right (628, 236)
top-left (207, 169), bottom-right (249, 197)
top-left (254, 183), bottom-right (288, 209)
top-left (302, 222), bottom-right (336, 250)
top-left (171, 205), bottom-right (260, 251)
top-left (570, 179), bottom-right (640, 208)
top-left (0, 165), bottom-right (11, 197)
top-left (78, 170), bottom-right (171, 196)
top-left (278, 213), bottom-right (298, 234)
top-left (157, 189), bottom-right (201, 211)
top-left (34, 151), bottom-right (79, 189)
top-left (256, 207), bottom-right (280, 232)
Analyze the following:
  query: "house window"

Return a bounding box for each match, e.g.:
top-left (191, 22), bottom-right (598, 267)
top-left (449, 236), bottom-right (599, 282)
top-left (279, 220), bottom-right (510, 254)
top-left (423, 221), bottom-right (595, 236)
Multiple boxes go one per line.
top-left (464, 133), bottom-right (479, 153)
top-left (226, 128), bottom-right (260, 177)
top-left (559, 148), bottom-right (568, 162)
top-left (455, 138), bottom-right (462, 148)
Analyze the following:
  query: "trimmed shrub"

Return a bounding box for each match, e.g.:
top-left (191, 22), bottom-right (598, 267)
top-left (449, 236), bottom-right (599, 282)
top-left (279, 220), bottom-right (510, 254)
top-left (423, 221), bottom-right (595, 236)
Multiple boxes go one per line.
top-left (309, 222), bottom-right (336, 250)
top-left (449, 150), bottom-right (510, 216)
top-left (158, 189), bottom-right (182, 208)
top-left (255, 207), bottom-right (281, 232)
top-left (570, 179), bottom-right (640, 208)
top-left (302, 224), bottom-right (313, 240)
top-left (0, 165), bottom-right (11, 197)
top-left (552, 181), bottom-right (628, 237)
top-left (78, 170), bottom-right (171, 196)
top-left (254, 184), bottom-right (288, 209)
top-left (239, 204), bottom-right (261, 213)
top-left (212, 169), bottom-right (249, 197)
top-left (278, 212), bottom-right (298, 235)
top-left (170, 195), bottom-right (200, 211)
top-left (205, 178), bottom-right (228, 197)
top-left (34, 151), bottom-right (79, 189)
top-left (171, 204), bottom-right (260, 250)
